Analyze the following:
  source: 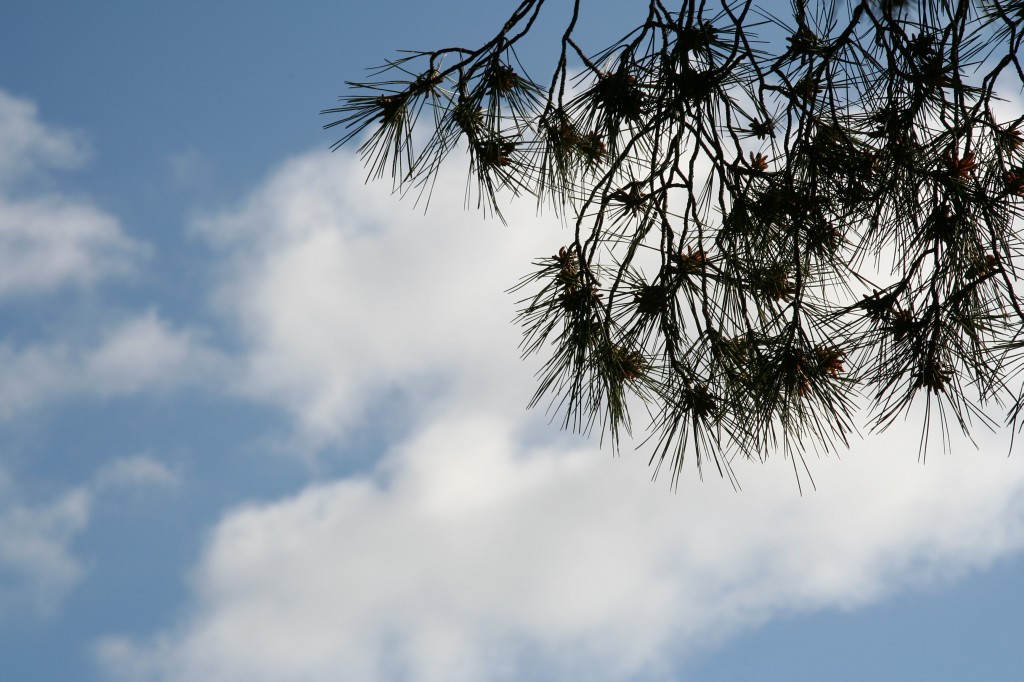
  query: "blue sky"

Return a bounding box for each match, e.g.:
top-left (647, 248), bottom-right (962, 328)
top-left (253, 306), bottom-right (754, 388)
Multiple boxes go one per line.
top-left (2, 1), bottom-right (1023, 681)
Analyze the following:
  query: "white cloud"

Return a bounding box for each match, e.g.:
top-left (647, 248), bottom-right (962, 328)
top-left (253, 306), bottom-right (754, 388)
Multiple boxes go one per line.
top-left (95, 412), bottom-right (1024, 682)
top-left (0, 194), bottom-right (145, 297)
top-left (0, 310), bottom-right (224, 417)
top-left (94, 149), bottom-right (1024, 682)
top-left (0, 90), bottom-right (219, 414)
top-left (168, 147), bottom-right (213, 190)
top-left (81, 311), bottom-right (222, 396)
top-left (0, 89), bottom-right (87, 184)
top-left (0, 88), bottom-right (146, 298)
top-left (94, 455), bottom-right (180, 491)
top-left (198, 150), bottom-right (564, 443)
top-left (0, 481), bottom-right (89, 618)
top-left (0, 454), bottom-right (181, 621)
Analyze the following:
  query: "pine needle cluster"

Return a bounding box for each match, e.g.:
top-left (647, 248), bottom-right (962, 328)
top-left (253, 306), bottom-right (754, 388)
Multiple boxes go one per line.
top-left (325, 0), bottom-right (1024, 485)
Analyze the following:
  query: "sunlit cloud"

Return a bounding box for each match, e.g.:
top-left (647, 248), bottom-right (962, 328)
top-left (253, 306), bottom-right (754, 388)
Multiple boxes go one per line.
top-left (197, 150), bottom-right (564, 445)
top-left (95, 410), bottom-right (1024, 682)
top-left (95, 149), bottom-right (1024, 682)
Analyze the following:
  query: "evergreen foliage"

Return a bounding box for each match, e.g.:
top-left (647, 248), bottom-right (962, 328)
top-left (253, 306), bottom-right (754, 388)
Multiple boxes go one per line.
top-left (325, 0), bottom-right (1024, 484)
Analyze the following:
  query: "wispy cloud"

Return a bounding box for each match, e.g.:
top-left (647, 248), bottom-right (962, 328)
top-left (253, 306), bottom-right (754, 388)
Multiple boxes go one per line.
top-left (0, 194), bottom-right (146, 297)
top-left (0, 310), bottom-right (224, 417)
top-left (0, 476), bottom-right (88, 619)
top-left (94, 455), bottom-right (180, 491)
top-left (0, 455), bottom-right (179, 621)
top-left (0, 89), bottom-right (145, 298)
top-left (0, 89), bottom-right (88, 185)
top-left (0, 90), bottom-right (224, 417)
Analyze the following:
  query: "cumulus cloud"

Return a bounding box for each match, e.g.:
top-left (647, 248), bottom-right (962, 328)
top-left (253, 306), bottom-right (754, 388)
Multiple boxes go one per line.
top-left (0, 310), bottom-right (223, 417)
top-left (198, 150), bottom-right (564, 443)
top-left (94, 149), bottom-right (1024, 682)
top-left (0, 454), bottom-right (177, 620)
top-left (95, 413), bottom-right (1024, 682)
top-left (0, 88), bottom-right (145, 298)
